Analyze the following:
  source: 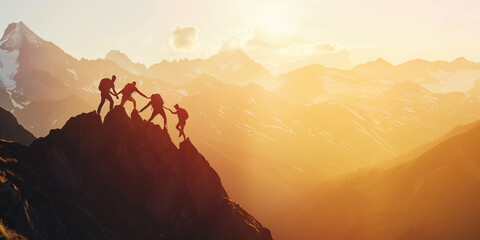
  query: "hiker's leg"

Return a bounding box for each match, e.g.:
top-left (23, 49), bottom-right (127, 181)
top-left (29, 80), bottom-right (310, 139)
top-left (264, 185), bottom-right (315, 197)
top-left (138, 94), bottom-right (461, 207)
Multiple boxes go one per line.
top-left (129, 97), bottom-right (136, 109)
top-left (97, 94), bottom-right (106, 114)
top-left (148, 111), bottom-right (158, 122)
top-left (180, 122), bottom-right (186, 139)
top-left (159, 108), bottom-right (167, 129)
top-left (106, 93), bottom-right (114, 110)
top-left (120, 96), bottom-right (128, 107)
top-left (176, 122), bottom-right (182, 137)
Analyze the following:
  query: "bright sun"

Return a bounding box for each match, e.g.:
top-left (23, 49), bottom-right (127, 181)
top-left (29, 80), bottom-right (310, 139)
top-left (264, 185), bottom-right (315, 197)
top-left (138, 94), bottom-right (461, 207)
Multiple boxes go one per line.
top-left (256, 12), bottom-right (296, 35)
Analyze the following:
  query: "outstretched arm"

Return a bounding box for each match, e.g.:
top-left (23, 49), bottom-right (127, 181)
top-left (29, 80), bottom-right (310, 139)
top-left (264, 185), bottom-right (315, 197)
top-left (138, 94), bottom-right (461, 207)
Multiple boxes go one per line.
top-left (136, 89), bottom-right (149, 99)
top-left (139, 102), bottom-right (152, 113)
top-left (112, 85), bottom-right (118, 97)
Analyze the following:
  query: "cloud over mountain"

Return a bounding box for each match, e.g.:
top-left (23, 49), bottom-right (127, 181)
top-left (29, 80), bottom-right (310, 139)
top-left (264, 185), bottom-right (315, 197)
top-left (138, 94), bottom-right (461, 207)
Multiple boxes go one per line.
top-left (170, 26), bottom-right (198, 50)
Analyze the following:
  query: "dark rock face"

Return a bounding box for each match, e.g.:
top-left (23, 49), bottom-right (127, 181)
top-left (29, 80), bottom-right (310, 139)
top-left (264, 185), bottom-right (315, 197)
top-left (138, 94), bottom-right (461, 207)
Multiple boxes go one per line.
top-left (0, 107), bottom-right (35, 145)
top-left (0, 106), bottom-right (273, 240)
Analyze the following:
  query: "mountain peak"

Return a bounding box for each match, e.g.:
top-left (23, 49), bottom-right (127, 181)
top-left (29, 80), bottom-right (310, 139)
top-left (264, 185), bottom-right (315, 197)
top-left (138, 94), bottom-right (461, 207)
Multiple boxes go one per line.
top-left (451, 57), bottom-right (471, 64)
top-left (104, 50), bottom-right (147, 75)
top-left (374, 58), bottom-right (392, 65)
top-left (105, 49), bottom-right (130, 61)
top-left (219, 37), bottom-right (243, 52)
top-left (0, 106), bottom-right (272, 239)
top-left (0, 21), bottom-right (43, 51)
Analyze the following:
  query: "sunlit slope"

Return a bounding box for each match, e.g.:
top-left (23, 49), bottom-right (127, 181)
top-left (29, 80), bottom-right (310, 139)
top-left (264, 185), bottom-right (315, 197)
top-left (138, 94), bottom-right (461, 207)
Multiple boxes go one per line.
top-left (273, 120), bottom-right (480, 240)
top-left (179, 75), bottom-right (480, 222)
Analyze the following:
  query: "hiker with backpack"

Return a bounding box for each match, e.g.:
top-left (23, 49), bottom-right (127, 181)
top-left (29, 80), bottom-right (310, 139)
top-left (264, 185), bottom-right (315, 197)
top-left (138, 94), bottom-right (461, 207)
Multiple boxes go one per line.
top-left (167, 104), bottom-right (189, 140)
top-left (118, 81), bottom-right (149, 109)
top-left (139, 93), bottom-right (168, 129)
top-left (97, 75), bottom-right (119, 114)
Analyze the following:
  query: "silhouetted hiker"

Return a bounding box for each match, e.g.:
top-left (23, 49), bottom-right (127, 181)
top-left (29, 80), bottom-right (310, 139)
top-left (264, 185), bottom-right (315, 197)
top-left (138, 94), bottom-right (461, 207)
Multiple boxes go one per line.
top-left (139, 93), bottom-right (168, 129)
top-left (167, 104), bottom-right (188, 140)
top-left (97, 75), bottom-right (119, 114)
top-left (118, 81), bottom-right (149, 109)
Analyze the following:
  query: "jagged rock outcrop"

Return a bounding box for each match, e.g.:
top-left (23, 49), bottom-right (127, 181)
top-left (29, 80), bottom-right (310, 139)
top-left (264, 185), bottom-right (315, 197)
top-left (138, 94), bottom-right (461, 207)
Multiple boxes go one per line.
top-left (0, 107), bottom-right (35, 145)
top-left (0, 106), bottom-right (273, 239)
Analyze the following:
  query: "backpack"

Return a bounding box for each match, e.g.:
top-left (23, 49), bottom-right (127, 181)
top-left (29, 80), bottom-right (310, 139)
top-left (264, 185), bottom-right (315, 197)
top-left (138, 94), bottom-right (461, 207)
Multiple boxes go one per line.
top-left (98, 78), bottom-right (112, 92)
top-left (178, 108), bottom-right (189, 120)
top-left (121, 83), bottom-right (136, 95)
top-left (151, 93), bottom-right (164, 107)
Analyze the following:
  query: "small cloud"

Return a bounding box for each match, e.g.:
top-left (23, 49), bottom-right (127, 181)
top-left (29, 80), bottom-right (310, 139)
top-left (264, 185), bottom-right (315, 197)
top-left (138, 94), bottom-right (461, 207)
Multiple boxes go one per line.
top-left (170, 26), bottom-right (198, 50)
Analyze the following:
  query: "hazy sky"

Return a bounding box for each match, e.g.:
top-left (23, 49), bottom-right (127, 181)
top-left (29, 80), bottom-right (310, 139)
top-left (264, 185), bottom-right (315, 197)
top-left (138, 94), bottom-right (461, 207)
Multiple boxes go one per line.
top-left (1, 0), bottom-right (480, 72)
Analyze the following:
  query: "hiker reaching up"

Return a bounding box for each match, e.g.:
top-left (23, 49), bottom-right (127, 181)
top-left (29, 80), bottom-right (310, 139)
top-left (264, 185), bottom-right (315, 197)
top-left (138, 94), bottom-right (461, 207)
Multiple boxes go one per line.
top-left (139, 93), bottom-right (168, 129)
top-left (167, 104), bottom-right (189, 140)
top-left (97, 75), bottom-right (118, 114)
top-left (118, 81), bottom-right (149, 109)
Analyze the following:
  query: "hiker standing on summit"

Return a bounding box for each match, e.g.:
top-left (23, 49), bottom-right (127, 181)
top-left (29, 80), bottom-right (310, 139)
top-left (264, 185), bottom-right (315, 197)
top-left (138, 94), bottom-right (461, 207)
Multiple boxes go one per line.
top-left (118, 81), bottom-right (149, 109)
top-left (139, 93), bottom-right (168, 129)
top-left (167, 104), bottom-right (189, 140)
top-left (97, 75), bottom-right (119, 114)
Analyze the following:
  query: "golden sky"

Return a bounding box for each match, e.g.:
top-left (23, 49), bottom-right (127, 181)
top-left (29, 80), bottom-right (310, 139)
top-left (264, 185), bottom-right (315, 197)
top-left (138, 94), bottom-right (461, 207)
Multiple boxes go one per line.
top-left (2, 0), bottom-right (480, 73)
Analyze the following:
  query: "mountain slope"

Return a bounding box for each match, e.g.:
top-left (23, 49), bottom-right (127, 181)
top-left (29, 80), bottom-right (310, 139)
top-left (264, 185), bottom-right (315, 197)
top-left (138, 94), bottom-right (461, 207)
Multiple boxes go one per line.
top-left (0, 106), bottom-right (272, 239)
top-left (14, 94), bottom-right (93, 136)
top-left (273, 120), bottom-right (480, 240)
top-left (0, 107), bottom-right (35, 145)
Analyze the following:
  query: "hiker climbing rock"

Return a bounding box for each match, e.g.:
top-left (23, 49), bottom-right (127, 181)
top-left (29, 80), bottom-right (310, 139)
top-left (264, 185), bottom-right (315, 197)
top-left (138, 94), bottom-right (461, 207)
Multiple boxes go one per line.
top-left (97, 75), bottom-right (119, 114)
top-left (167, 104), bottom-right (189, 140)
top-left (139, 93), bottom-right (168, 129)
top-left (118, 81), bottom-right (149, 109)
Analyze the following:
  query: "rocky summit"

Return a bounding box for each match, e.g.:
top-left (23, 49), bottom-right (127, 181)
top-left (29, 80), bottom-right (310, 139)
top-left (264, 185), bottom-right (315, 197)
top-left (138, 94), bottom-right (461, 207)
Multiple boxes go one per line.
top-left (0, 106), bottom-right (273, 240)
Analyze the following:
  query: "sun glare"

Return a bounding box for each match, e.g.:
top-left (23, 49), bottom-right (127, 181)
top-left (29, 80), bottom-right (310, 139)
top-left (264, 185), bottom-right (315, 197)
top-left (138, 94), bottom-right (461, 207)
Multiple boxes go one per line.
top-left (256, 12), bottom-right (296, 35)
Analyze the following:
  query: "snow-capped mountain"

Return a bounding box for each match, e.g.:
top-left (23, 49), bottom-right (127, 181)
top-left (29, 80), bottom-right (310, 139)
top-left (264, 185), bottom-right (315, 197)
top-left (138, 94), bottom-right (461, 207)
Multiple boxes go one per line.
top-left (0, 22), bottom-right (172, 136)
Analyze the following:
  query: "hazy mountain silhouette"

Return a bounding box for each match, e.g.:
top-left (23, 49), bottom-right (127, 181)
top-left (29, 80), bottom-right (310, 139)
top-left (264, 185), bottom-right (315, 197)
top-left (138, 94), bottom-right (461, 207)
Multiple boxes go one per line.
top-left (352, 57), bottom-right (480, 93)
top-left (0, 106), bottom-right (272, 239)
top-left (105, 50), bottom-right (147, 75)
top-left (275, 64), bottom-right (373, 104)
top-left (272, 120), bottom-right (480, 240)
top-left (351, 58), bottom-right (396, 79)
top-left (145, 43), bottom-right (272, 86)
top-left (0, 107), bottom-right (35, 145)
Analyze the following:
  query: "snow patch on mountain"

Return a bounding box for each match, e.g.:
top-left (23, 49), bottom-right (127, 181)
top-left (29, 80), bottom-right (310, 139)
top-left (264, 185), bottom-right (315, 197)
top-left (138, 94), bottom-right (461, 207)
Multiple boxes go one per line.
top-left (0, 47), bottom-right (19, 91)
top-left (175, 88), bottom-right (188, 96)
top-left (67, 68), bottom-right (79, 80)
top-left (423, 70), bottom-right (480, 93)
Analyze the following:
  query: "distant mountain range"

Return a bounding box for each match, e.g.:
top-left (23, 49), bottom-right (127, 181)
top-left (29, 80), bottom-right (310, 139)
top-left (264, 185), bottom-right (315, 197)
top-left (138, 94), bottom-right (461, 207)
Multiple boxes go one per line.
top-left (2, 21), bottom-right (480, 237)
